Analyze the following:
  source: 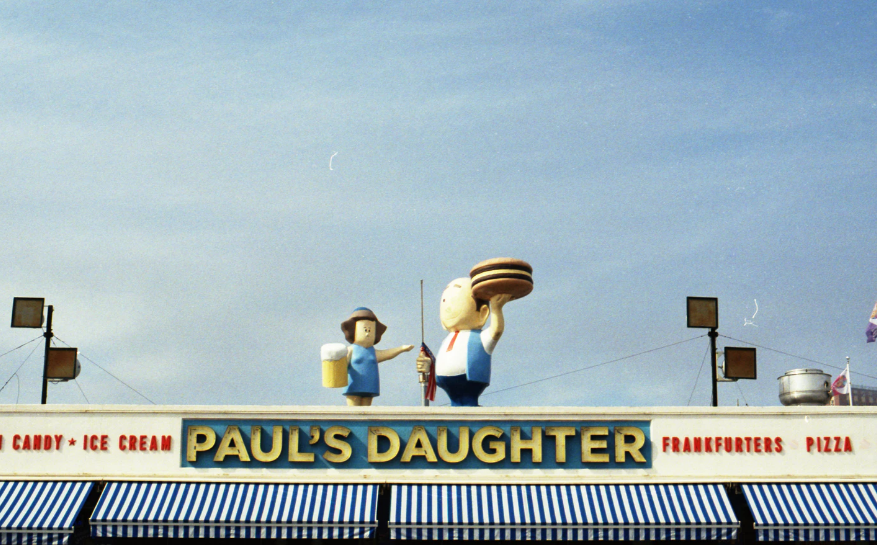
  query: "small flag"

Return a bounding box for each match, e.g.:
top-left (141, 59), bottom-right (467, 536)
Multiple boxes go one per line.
top-left (831, 366), bottom-right (851, 396)
top-left (420, 343), bottom-right (437, 401)
top-left (868, 301), bottom-right (877, 343)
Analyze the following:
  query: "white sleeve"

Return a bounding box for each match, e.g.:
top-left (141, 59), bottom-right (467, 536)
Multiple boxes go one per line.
top-left (481, 330), bottom-right (497, 355)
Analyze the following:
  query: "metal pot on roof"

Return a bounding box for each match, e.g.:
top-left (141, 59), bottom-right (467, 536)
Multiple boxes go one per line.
top-left (778, 368), bottom-right (831, 406)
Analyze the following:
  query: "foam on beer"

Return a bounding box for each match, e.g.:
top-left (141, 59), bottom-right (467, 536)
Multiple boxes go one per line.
top-left (321, 343), bottom-right (347, 361)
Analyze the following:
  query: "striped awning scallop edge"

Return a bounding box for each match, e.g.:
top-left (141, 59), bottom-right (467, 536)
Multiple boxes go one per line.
top-left (0, 481), bottom-right (94, 545)
top-left (743, 483), bottom-right (877, 542)
top-left (390, 484), bottom-right (738, 542)
top-left (90, 482), bottom-right (377, 540)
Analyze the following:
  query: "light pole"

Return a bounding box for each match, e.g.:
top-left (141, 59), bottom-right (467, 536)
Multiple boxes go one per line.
top-left (11, 298), bottom-right (79, 404)
top-left (41, 305), bottom-right (54, 405)
top-left (708, 327), bottom-right (718, 407)
top-left (687, 297), bottom-right (719, 407)
top-left (420, 281), bottom-right (429, 407)
top-left (686, 297), bottom-right (757, 407)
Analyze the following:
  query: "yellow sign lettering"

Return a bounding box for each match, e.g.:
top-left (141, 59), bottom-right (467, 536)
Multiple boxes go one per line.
top-left (186, 426), bottom-right (216, 462)
top-left (323, 426), bottom-right (352, 463)
top-left (214, 426), bottom-right (250, 462)
top-left (368, 426), bottom-right (400, 463)
top-left (401, 426), bottom-right (438, 463)
top-left (472, 426), bottom-right (506, 464)
top-left (250, 426), bottom-right (282, 463)
top-left (545, 426), bottom-right (575, 463)
top-left (437, 426), bottom-right (469, 463)
top-left (288, 426), bottom-right (315, 463)
top-left (510, 426), bottom-right (542, 464)
top-left (581, 426), bottom-right (609, 463)
top-left (615, 426), bottom-right (646, 463)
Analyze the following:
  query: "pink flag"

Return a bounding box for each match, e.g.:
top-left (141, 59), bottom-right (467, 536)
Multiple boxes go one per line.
top-left (831, 366), bottom-right (851, 395)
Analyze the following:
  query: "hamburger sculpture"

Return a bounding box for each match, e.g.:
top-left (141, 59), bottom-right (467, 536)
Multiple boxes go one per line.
top-left (469, 258), bottom-right (534, 301)
top-left (416, 257), bottom-right (532, 407)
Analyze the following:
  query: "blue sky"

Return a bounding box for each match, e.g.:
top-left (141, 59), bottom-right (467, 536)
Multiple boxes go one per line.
top-left (2, 1), bottom-right (875, 408)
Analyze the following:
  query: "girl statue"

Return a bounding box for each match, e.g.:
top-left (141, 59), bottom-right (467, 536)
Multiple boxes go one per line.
top-left (339, 308), bottom-right (413, 406)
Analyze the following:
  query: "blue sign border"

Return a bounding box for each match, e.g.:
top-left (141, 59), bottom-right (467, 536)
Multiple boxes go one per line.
top-left (182, 419), bottom-right (651, 470)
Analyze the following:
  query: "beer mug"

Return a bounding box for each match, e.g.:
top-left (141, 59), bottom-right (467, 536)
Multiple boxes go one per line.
top-left (321, 343), bottom-right (348, 388)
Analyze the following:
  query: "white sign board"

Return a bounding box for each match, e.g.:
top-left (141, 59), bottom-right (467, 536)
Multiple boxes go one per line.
top-left (0, 405), bottom-right (872, 483)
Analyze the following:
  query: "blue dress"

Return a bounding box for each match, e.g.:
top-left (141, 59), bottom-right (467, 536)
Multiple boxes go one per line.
top-left (344, 345), bottom-right (380, 397)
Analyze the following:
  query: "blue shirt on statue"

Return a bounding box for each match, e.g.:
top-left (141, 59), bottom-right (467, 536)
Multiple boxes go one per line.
top-left (344, 344), bottom-right (380, 397)
top-left (435, 329), bottom-right (495, 406)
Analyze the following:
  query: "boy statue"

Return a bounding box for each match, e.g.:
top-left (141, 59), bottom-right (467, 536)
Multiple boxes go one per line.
top-left (416, 278), bottom-right (511, 406)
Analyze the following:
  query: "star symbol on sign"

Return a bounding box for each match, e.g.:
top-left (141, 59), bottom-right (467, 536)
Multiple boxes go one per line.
top-left (68, 438), bottom-right (76, 446)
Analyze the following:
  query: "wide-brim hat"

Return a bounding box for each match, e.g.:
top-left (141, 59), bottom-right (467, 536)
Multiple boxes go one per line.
top-left (341, 307), bottom-right (387, 344)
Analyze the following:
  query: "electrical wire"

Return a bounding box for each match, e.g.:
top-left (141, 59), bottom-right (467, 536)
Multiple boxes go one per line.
top-left (479, 335), bottom-right (708, 401)
top-left (52, 337), bottom-right (156, 405)
top-left (0, 341), bottom-right (41, 397)
top-left (718, 334), bottom-right (877, 382)
top-left (73, 379), bottom-right (90, 404)
top-left (0, 335), bottom-right (44, 360)
top-left (686, 340), bottom-right (711, 406)
top-left (735, 378), bottom-right (750, 406)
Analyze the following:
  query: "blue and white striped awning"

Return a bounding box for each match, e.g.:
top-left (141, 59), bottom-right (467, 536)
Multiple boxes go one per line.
top-left (390, 484), bottom-right (738, 541)
top-left (90, 482), bottom-right (377, 540)
top-left (0, 481), bottom-right (94, 545)
top-left (743, 483), bottom-right (877, 542)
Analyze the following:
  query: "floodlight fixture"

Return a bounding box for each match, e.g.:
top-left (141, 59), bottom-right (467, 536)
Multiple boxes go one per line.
top-left (8, 298), bottom-right (73, 403)
top-left (686, 296), bottom-right (720, 407)
top-left (11, 298), bottom-right (44, 328)
top-left (687, 296), bottom-right (718, 329)
top-left (723, 347), bottom-right (757, 380)
top-left (46, 348), bottom-right (80, 381)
